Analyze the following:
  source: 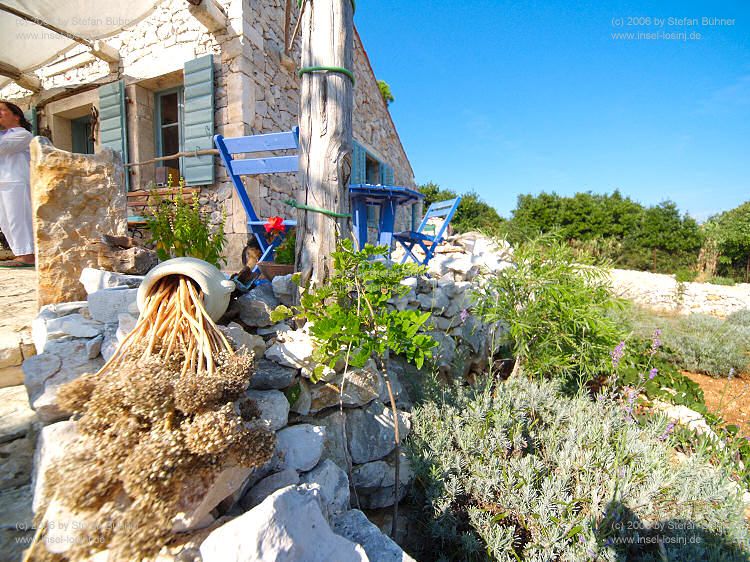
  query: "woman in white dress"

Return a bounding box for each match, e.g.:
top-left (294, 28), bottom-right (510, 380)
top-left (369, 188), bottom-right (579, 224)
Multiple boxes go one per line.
top-left (0, 100), bottom-right (34, 268)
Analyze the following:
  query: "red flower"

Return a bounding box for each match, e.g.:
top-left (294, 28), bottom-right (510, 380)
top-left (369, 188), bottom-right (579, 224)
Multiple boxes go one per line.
top-left (264, 216), bottom-right (285, 235)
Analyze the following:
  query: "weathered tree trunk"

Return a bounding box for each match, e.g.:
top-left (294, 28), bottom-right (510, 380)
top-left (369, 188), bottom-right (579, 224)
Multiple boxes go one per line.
top-left (295, 0), bottom-right (354, 290)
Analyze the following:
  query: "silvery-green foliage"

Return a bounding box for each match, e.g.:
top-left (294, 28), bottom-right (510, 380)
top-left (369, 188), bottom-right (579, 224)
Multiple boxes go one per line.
top-left (407, 378), bottom-right (750, 561)
top-left (621, 306), bottom-right (750, 377)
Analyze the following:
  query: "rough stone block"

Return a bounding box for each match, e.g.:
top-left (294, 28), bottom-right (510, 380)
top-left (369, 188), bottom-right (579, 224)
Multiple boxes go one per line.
top-left (87, 288), bottom-right (139, 324)
top-left (30, 138), bottom-right (126, 307)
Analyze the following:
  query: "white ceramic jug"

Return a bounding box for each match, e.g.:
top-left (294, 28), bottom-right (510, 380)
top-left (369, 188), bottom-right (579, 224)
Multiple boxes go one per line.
top-left (137, 257), bottom-right (235, 321)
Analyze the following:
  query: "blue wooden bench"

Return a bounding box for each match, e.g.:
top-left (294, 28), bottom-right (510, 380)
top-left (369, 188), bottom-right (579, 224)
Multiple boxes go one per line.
top-left (394, 197), bottom-right (461, 265)
top-left (213, 129), bottom-right (299, 272)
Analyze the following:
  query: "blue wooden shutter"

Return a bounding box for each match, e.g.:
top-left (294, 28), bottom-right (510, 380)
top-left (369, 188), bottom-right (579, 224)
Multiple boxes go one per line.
top-left (379, 162), bottom-right (394, 185)
top-left (351, 140), bottom-right (366, 185)
top-left (183, 54), bottom-right (215, 186)
top-left (23, 108), bottom-right (37, 135)
top-left (98, 80), bottom-right (129, 189)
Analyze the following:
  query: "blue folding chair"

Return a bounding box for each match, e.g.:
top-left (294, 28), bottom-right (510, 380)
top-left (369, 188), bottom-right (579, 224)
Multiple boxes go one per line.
top-left (394, 197), bottom-right (461, 265)
top-left (213, 128), bottom-right (299, 272)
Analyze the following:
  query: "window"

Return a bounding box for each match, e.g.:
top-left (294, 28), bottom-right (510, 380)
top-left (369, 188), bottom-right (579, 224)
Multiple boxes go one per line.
top-left (71, 115), bottom-right (94, 154)
top-left (154, 88), bottom-right (183, 184)
top-left (365, 153), bottom-right (381, 184)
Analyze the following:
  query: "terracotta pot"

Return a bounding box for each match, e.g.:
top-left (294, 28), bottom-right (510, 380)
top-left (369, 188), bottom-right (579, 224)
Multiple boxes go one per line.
top-left (137, 257), bottom-right (235, 321)
top-left (257, 262), bottom-right (294, 281)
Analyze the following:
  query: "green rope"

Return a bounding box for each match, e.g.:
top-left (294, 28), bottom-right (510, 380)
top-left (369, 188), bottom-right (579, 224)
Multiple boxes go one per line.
top-left (298, 65), bottom-right (355, 84)
top-left (284, 198), bottom-right (352, 218)
top-left (297, 0), bottom-right (355, 13)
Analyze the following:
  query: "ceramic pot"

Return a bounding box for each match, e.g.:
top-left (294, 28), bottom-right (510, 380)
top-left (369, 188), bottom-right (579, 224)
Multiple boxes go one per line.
top-left (137, 257), bottom-right (235, 321)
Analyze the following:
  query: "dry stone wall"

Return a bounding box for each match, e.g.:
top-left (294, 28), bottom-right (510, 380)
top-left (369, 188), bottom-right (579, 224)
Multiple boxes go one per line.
top-left (608, 268), bottom-right (750, 318)
top-left (12, 231), bottom-right (510, 560)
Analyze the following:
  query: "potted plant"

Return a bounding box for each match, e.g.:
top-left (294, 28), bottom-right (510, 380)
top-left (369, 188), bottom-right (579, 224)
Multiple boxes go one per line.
top-left (257, 216), bottom-right (295, 280)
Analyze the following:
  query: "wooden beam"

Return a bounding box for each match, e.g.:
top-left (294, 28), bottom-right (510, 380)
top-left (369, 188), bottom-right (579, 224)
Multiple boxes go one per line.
top-left (0, 3), bottom-right (120, 63)
top-left (295, 0), bottom-right (354, 289)
top-left (187, 0), bottom-right (227, 33)
top-left (0, 61), bottom-right (40, 92)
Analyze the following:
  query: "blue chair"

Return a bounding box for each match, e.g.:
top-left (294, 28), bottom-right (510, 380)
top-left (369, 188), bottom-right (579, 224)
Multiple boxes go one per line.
top-left (394, 197), bottom-right (461, 265)
top-left (213, 129), bottom-right (299, 272)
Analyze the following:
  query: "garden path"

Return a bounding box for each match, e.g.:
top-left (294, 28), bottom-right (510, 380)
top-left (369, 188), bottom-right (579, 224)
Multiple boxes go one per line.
top-left (0, 267), bottom-right (36, 336)
top-left (685, 371), bottom-right (750, 436)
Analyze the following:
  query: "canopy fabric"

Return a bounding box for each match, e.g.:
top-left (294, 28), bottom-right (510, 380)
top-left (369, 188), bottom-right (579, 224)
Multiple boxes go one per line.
top-left (0, 0), bottom-right (159, 90)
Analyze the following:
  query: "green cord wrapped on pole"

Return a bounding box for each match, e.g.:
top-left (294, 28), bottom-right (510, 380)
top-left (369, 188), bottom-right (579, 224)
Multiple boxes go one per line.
top-left (284, 198), bottom-right (352, 219)
top-left (298, 65), bottom-right (355, 84)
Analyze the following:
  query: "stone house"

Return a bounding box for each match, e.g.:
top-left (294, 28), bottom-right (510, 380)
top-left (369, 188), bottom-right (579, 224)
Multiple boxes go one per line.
top-left (0, 0), bottom-right (416, 269)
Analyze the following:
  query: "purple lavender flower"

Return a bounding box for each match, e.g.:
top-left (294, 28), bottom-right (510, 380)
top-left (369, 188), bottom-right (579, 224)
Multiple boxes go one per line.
top-left (648, 367), bottom-right (658, 380)
top-left (459, 308), bottom-right (469, 323)
top-left (611, 341), bottom-right (625, 369)
top-left (659, 421), bottom-right (676, 441)
top-left (650, 328), bottom-right (662, 355)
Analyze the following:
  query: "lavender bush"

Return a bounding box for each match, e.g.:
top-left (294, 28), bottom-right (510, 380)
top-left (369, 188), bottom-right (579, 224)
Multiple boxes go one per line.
top-left (407, 377), bottom-right (750, 561)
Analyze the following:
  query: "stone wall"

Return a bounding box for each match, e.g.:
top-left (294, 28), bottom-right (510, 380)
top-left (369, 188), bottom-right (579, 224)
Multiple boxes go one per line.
top-left (608, 268), bottom-right (750, 318)
top-left (2, 0), bottom-right (415, 270)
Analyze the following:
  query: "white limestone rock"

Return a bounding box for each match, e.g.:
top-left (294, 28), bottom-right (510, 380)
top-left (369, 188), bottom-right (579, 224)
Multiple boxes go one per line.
top-left (0, 332), bottom-right (23, 369)
top-left (218, 322), bottom-right (265, 358)
top-left (274, 424), bottom-right (325, 472)
top-left (299, 459), bottom-right (350, 516)
top-left (241, 468), bottom-right (300, 510)
top-left (264, 329), bottom-right (314, 370)
top-left (346, 402), bottom-right (411, 465)
top-left (79, 267), bottom-right (144, 294)
top-left (0, 433), bottom-right (34, 491)
top-left (32, 420), bottom-right (81, 512)
top-left (250, 358), bottom-right (296, 390)
top-left (355, 453), bottom-right (415, 509)
top-left (199, 486), bottom-right (368, 562)
top-left (271, 274), bottom-right (296, 306)
top-left (332, 509), bottom-right (416, 562)
top-left (0, 385), bottom-right (37, 444)
top-left (244, 389), bottom-right (289, 431)
top-left (87, 287), bottom-right (139, 324)
top-left (23, 339), bottom-right (104, 424)
top-left (237, 284), bottom-right (279, 327)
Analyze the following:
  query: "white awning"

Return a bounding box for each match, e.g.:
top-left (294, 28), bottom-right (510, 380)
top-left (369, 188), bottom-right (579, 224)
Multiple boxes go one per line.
top-left (0, 0), bottom-right (160, 90)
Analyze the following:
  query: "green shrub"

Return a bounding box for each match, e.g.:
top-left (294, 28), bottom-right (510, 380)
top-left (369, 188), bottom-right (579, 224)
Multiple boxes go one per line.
top-left (616, 306), bottom-right (750, 377)
top-left (145, 181), bottom-right (227, 267)
top-left (662, 314), bottom-right (750, 376)
top-left (674, 268), bottom-right (698, 283)
top-left (472, 234), bottom-right (624, 385)
top-left (727, 309), bottom-right (750, 328)
top-left (406, 377), bottom-right (750, 561)
top-left (708, 276), bottom-right (736, 286)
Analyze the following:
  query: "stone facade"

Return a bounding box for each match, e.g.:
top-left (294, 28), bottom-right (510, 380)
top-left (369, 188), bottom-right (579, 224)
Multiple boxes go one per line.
top-left (1, 0), bottom-right (415, 270)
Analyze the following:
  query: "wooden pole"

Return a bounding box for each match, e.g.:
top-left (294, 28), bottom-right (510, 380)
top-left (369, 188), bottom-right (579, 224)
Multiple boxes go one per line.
top-left (295, 0), bottom-right (354, 289)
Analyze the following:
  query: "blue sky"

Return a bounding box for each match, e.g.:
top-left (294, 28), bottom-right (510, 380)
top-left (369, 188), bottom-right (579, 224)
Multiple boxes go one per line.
top-left (356, 0), bottom-right (749, 221)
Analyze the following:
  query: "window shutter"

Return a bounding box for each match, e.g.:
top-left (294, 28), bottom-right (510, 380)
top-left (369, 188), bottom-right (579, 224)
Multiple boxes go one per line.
top-left (379, 162), bottom-right (394, 185)
top-left (182, 54), bottom-right (215, 186)
top-left (23, 108), bottom-right (37, 135)
top-left (351, 140), bottom-right (366, 185)
top-left (98, 80), bottom-right (129, 189)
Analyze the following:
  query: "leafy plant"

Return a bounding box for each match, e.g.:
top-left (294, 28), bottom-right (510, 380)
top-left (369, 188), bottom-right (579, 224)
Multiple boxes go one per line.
top-left (271, 240), bottom-right (437, 535)
top-left (472, 234), bottom-right (625, 385)
top-left (377, 79), bottom-right (395, 106)
top-left (273, 230), bottom-right (296, 266)
top-left (674, 268), bottom-right (697, 283)
top-left (145, 178), bottom-right (227, 267)
top-left (406, 376), bottom-right (750, 561)
top-left (708, 275), bottom-right (736, 286)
